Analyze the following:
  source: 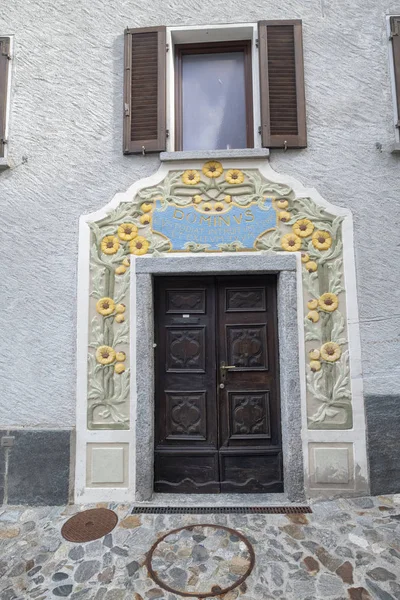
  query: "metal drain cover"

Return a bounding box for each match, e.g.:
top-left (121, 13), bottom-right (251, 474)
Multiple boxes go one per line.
top-left (146, 524), bottom-right (255, 598)
top-left (61, 508), bottom-right (118, 543)
top-left (133, 505), bottom-right (311, 514)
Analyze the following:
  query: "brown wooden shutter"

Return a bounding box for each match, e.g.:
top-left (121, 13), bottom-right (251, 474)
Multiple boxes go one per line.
top-left (0, 37), bottom-right (10, 159)
top-left (258, 20), bottom-right (307, 149)
top-left (123, 26), bottom-right (167, 154)
top-left (390, 17), bottom-right (400, 127)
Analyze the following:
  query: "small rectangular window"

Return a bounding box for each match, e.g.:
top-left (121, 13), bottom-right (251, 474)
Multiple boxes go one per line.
top-left (175, 42), bottom-right (254, 151)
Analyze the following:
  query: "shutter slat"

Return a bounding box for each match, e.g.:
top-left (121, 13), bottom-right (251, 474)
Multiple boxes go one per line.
top-left (258, 20), bottom-right (307, 148)
top-left (0, 37), bottom-right (10, 159)
top-left (124, 26), bottom-right (166, 153)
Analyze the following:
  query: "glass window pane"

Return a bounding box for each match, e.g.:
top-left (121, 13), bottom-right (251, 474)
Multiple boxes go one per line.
top-left (181, 51), bottom-right (248, 151)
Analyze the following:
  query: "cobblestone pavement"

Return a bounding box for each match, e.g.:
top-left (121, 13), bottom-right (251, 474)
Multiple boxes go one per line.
top-left (0, 495), bottom-right (400, 600)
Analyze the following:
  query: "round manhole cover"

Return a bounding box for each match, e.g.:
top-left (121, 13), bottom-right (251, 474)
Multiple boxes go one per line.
top-left (61, 508), bottom-right (118, 543)
top-left (146, 524), bottom-right (255, 598)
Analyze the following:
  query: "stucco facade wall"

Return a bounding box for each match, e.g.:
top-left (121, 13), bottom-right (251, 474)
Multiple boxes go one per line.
top-left (0, 0), bottom-right (400, 428)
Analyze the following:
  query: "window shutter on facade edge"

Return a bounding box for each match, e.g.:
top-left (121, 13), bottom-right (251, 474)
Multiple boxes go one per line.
top-left (390, 17), bottom-right (400, 128)
top-left (0, 37), bottom-right (10, 158)
top-left (258, 20), bottom-right (307, 149)
top-left (124, 26), bottom-right (167, 154)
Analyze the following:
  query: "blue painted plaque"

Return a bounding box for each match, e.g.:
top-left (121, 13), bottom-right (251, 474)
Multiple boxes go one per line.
top-left (152, 199), bottom-right (276, 251)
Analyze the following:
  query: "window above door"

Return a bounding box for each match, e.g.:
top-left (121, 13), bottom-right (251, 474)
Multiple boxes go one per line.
top-left (123, 22), bottom-right (307, 155)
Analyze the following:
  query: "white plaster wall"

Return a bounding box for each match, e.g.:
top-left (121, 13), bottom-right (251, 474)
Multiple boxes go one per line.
top-left (0, 0), bottom-right (399, 426)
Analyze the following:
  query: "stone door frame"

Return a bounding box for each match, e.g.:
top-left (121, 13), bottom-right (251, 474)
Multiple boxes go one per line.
top-left (133, 253), bottom-right (305, 502)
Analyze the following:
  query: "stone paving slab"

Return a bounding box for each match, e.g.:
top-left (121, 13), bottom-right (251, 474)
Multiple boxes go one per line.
top-left (0, 495), bottom-right (399, 599)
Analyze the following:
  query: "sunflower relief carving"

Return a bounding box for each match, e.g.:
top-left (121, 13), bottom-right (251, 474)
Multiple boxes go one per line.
top-left (87, 161), bottom-right (352, 430)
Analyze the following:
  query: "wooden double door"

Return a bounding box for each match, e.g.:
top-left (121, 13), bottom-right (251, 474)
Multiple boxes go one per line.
top-left (154, 275), bottom-right (283, 494)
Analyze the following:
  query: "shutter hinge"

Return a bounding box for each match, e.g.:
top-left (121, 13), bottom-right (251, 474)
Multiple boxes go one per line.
top-left (1, 52), bottom-right (11, 60)
top-left (166, 43), bottom-right (169, 52)
top-left (255, 38), bottom-right (259, 48)
top-left (258, 126), bottom-right (262, 135)
top-left (124, 103), bottom-right (130, 117)
top-left (390, 17), bottom-right (400, 38)
top-left (1, 138), bottom-right (8, 145)
top-left (166, 129), bottom-right (169, 138)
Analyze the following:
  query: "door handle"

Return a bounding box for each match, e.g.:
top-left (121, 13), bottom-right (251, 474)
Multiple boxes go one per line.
top-left (220, 361), bottom-right (236, 383)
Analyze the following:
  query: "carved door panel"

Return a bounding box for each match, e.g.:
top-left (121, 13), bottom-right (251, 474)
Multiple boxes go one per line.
top-left (154, 275), bottom-right (282, 494)
top-left (217, 276), bottom-right (283, 493)
top-left (154, 277), bottom-right (219, 493)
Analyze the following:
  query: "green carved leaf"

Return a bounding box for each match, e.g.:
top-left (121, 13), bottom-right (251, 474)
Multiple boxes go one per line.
top-left (89, 317), bottom-right (104, 347)
top-left (114, 271), bottom-right (130, 304)
top-left (183, 242), bottom-right (210, 252)
top-left (331, 310), bottom-right (346, 342)
top-left (218, 241), bottom-right (245, 251)
top-left (113, 321), bottom-right (129, 347)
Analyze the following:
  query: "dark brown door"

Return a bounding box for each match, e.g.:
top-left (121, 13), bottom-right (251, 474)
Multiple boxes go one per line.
top-left (154, 275), bottom-right (282, 493)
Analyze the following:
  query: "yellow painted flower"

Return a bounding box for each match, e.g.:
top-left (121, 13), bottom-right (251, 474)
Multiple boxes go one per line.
top-left (129, 236), bottom-right (149, 256)
top-left (141, 202), bottom-right (153, 213)
top-left (140, 214), bottom-right (151, 225)
top-left (321, 342), bottom-right (342, 362)
top-left (202, 161), bottom-right (223, 178)
top-left (114, 362), bottom-right (125, 374)
top-left (310, 360), bottom-right (322, 372)
top-left (301, 253), bottom-right (310, 263)
top-left (203, 202), bottom-right (212, 212)
top-left (276, 199), bottom-right (289, 209)
top-left (281, 233), bottom-right (302, 252)
top-left (214, 202), bottom-right (224, 212)
top-left (312, 230), bottom-right (332, 251)
top-left (117, 223), bottom-right (138, 241)
top-left (305, 261), bottom-right (318, 272)
top-left (115, 265), bottom-right (126, 275)
top-left (278, 211), bottom-right (292, 223)
top-left (293, 219), bottom-right (314, 238)
top-left (307, 310), bottom-right (320, 323)
top-left (193, 195), bottom-right (203, 204)
top-left (101, 235), bottom-right (120, 255)
top-left (96, 297), bottom-right (115, 316)
top-left (116, 351), bottom-right (126, 362)
top-left (122, 257), bottom-right (130, 267)
top-left (96, 345), bottom-right (116, 365)
top-left (318, 293), bottom-right (339, 312)
top-left (225, 169), bottom-right (244, 185)
top-left (115, 303), bottom-right (126, 314)
top-left (309, 349), bottom-right (321, 360)
top-left (307, 299), bottom-right (318, 310)
top-left (182, 170), bottom-right (201, 185)
top-left (115, 314), bottom-right (125, 323)
top-left (224, 195), bottom-right (232, 204)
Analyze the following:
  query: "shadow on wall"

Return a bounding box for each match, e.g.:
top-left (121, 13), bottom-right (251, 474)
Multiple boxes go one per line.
top-left (365, 395), bottom-right (400, 495)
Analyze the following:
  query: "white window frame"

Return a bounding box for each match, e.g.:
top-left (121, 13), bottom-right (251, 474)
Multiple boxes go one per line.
top-left (166, 23), bottom-right (261, 152)
top-left (0, 34), bottom-right (13, 169)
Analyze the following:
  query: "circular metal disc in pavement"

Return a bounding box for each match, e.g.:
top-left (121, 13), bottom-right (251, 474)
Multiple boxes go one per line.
top-left (61, 508), bottom-right (118, 543)
top-left (146, 524), bottom-right (255, 598)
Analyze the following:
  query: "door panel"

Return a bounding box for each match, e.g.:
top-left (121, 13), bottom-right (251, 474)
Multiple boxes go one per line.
top-left (154, 275), bottom-right (283, 494)
top-left (154, 277), bottom-right (219, 493)
top-left (217, 276), bottom-right (283, 493)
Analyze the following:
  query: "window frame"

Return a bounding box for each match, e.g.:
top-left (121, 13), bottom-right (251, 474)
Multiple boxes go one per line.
top-left (166, 24), bottom-right (261, 153)
top-left (388, 16), bottom-right (400, 144)
top-left (174, 40), bottom-right (254, 152)
top-left (0, 35), bottom-right (12, 165)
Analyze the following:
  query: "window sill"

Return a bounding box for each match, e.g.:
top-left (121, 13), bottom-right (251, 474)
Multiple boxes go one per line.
top-left (0, 157), bottom-right (9, 171)
top-left (391, 143), bottom-right (400, 154)
top-left (160, 148), bottom-right (270, 162)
